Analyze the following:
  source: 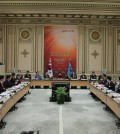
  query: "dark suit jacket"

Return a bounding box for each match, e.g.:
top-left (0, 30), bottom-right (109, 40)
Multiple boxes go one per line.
top-left (16, 77), bottom-right (22, 84)
top-left (103, 79), bottom-right (107, 85)
top-left (24, 74), bottom-right (31, 80)
top-left (98, 75), bottom-right (102, 81)
top-left (3, 80), bottom-right (12, 89)
top-left (0, 82), bottom-right (5, 93)
top-left (16, 74), bottom-right (23, 80)
top-left (105, 81), bottom-right (115, 91)
top-left (71, 74), bottom-right (77, 79)
top-left (89, 75), bottom-right (97, 80)
top-left (99, 78), bottom-right (107, 85)
top-left (80, 75), bottom-right (87, 80)
top-left (117, 84), bottom-right (120, 93)
top-left (10, 78), bottom-right (17, 86)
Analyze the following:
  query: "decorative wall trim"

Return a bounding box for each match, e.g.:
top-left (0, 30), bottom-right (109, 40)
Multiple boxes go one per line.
top-left (91, 50), bottom-right (100, 59)
top-left (35, 25), bottom-right (44, 74)
top-left (0, 1), bottom-right (120, 9)
top-left (21, 49), bottom-right (29, 58)
top-left (6, 25), bottom-right (15, 72)
top-left (115, 27), bottom-right (120, 74)
top-left (20, 29), bottom-right (31, 41)
top-left (0, 18), bottom-right (120, 27)
top-left (90, 30), bottom-right (101, 42)
top-left (106, 27), bottom-right (114, 74)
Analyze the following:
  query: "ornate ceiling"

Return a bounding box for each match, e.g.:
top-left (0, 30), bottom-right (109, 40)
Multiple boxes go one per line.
top-left (0, 0), bottom-right (120, 22)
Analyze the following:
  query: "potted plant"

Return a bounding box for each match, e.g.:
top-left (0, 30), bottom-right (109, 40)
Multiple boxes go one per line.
top-left (55, 86), bottom-right (67, 104)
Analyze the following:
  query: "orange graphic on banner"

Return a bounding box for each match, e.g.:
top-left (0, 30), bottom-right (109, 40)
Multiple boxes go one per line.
top-left (44, 26), bottom-right (78, 78)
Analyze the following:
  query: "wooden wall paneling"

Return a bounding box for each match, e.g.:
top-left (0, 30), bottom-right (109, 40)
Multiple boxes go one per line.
top-left (35, 25), bottom-right (44, 75)
top-left (77, 25), bottom-right (84, 74)
top-left (106, 27), bottom-right (114, 74)
top-left (0, 26), bottom-right (4, 64)
top-left (88, 44), bottom-right (102, 72)
top-left (86, 27), bottom-right (104, 74)
top-left (115, 27), bottom-right (120, 74)
top-left (6, 25), bottom-right (15, 72)
top-left (14, 25), bottom-right (17, 71)
top-left (17, 25), bottom-right (35, 72)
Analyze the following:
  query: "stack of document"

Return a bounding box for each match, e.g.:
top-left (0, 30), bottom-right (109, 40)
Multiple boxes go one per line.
top-left (91, 79), bottom-right (97, 81)
top-left (5, 90), bottom-right (15, 96)
top-left (21, 82), bottom-right (30, 86)
top-left (97, 85), bottom-right (104, 90)
top-left (81, 79), bottom-right (87, 81)
top-left (101, 87), bottom-right (108, 93)
top-left (106, 90), bottom-right (113, 94)
top-left (0, 93), bottom-right (11, 103)
top-left (0, 82), bottom-right (29, 105)
top-left (108, 92), bottom-right (119, 98)
top-left (113, 95), bottom-right (120, 104)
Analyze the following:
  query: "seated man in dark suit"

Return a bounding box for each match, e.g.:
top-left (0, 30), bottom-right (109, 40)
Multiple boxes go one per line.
top-left (98, 72), bottom-right (103, 82)
top-left (80, 71), bottom-right (87, 80)
top-left (99, 74), bottom-right (107, 85)
top-left (105, 76), bottom-right (115, 91)
top-left (80, 72), bottom-right (87, 89)
top-left (16, 74), bottom-right (22, 85)
top-left (3, 74), bottom-right (12, 89)
top-left (71, 71), bottom-right (77, 79)
top-left (116, 77), bottom-right (120, 94)
top-left (16, 70), bottom-right (23, 81)
top-left (117, 85), bottom-right (120, 94)
top-left (89, 71), bottom-right (97, 80)
top-left (71, 72), bottom-right (77, 89)
top-left (24, 71), bottom-right (31, 80)
top-left (10, 72), bottom-right (19, 86)
top-left (0, 75), bottom-right (5, 93)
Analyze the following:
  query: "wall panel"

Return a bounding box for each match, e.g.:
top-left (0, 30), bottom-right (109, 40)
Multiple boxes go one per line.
top-left (86, 27), bottom-right (104, 74)
top-left (77, 26), bottom-right (84, 73)
top-left (106, 27), bottom-right (114, 74)
top-left (16, 26), bottom-right (35, 72)
top-left (6, 25), bottom-right (14, 72)
top-left (115, 27), bottom-right (120, 74)
top-left (35, 25), bottom-right (44, 75)
top-left (0, 26), bottom-right (5, 64)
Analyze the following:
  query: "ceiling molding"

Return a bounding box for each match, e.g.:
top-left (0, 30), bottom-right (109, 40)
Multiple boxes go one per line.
top-left (0, 1), bottom-right (120, 10)
top-left (0, 0), bottom-right (120, 22)
top-left (1, 0), bottom-right (120, 2)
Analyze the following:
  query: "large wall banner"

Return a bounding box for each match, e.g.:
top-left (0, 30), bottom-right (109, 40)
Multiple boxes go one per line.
top-left (44, 25), bottom-right (78, 78)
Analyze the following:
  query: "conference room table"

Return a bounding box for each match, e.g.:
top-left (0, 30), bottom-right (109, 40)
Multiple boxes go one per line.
top-left (30, 79), bottom-right (94, 87)
top-left (89, 83), bottom-right (120, 119)
top-left (107, 95), bottom-right (120, 119)
top-left (0, 82), bottom-right (30, 122)
top-left (89, 83), bottom-right (107, 104)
